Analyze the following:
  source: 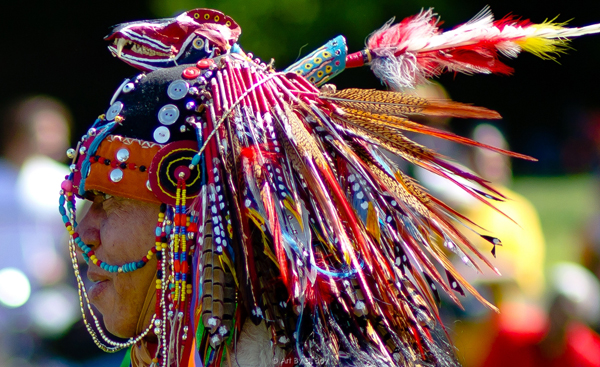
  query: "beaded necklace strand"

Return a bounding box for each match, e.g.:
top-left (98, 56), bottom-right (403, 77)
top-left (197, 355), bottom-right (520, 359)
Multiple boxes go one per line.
top-left (60, 174), bottom-right (197, 366)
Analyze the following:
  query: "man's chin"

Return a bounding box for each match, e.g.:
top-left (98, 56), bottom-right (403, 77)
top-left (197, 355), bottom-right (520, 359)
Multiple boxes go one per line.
top-left (103, 317), bottom-right (138, 339)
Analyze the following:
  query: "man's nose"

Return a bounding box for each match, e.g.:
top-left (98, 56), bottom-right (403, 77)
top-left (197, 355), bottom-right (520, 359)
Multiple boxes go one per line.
top-left (75, 202), bottom-right (103, 251)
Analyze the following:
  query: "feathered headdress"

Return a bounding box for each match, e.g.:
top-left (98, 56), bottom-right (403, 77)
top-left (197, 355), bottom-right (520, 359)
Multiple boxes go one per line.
top-left (59, 7), bottom-right (600, 367)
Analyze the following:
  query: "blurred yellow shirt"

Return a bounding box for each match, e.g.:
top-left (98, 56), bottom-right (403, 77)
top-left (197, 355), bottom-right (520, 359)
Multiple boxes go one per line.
top-left (463, 186), bottom-right (546, 300)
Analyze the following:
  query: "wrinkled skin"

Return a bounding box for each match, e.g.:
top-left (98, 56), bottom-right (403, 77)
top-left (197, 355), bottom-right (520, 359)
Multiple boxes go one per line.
top-left (77, 194), bottom-right (159, 338)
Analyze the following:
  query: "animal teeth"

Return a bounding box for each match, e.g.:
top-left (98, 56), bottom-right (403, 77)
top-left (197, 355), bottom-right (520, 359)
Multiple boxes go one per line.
top-left (114, 38), bottom-right (170, 58)
top-left (116, 38), bottom-right (128, 58)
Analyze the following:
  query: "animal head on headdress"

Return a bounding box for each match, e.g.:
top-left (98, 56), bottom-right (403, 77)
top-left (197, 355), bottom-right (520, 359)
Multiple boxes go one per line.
top-left (105, 8), bottom-right (241, 71)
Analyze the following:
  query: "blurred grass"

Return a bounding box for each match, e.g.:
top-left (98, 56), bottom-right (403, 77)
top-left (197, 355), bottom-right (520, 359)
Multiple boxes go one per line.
top-left (513, 175), bottom-right (599, 268)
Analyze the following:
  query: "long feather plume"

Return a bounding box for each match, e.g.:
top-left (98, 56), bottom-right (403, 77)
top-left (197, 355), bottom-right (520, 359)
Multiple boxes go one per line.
top-left (365, 6), bottom-right (600, 89)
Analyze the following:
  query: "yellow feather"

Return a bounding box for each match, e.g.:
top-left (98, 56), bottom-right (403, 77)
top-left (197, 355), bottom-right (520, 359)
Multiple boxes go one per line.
top-left (518, 18), bottom-right (572, 60)
top-left (365, 202), bottom-right (381, 244)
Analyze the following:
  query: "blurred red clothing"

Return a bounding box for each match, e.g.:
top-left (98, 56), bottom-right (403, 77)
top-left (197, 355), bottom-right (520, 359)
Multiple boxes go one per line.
top-left (482, 305), bottom-right (600, 367)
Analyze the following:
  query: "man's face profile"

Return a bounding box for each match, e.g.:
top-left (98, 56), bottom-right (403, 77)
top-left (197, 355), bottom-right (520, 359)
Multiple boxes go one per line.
top-left (76, 193), bottom-right (159, 337)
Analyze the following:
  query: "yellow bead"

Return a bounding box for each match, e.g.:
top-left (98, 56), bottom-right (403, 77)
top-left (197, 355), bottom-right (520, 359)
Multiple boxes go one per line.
top-left (92, 259), bottom-right (99, 265)
top-left (69, 230), bottom-right (75, 235)
top-left (66, 226), bottom-right (73, 231)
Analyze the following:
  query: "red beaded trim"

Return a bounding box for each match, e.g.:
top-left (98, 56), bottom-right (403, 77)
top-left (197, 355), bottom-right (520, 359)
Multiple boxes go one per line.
top-left (89, 155), bottom-right (148, 172)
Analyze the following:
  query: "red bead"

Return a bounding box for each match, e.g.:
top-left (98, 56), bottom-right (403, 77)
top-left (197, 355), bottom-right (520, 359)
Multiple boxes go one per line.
top-left (128, 163), bottom-right (136, 170)
top-left (187, 222), bottom-right (198, 233)
top-left (151, 247), bottom-right (158, 253)
top-left (142, 256), bottom-right (148, 263)
top-left (182, 67), bottom-right (200, 79)
top-left (73, 233), bottom-right (79, 239)
top-left (196, 59), bottom-right (214, 69)
top-left (89, 156), bottom-right (97, 163)
top-left (65, 222), bottom-right (72, 227)
top-left (155, 236), bottom-right (162, 242)
top-left (181, 262), bottom-right (189, 274)
top-left (174, 260), bottom-right (181, 273)
top-left (110, 160), bottom-right (119, 168)
top-left (174, 214), bottom-right (182, 226)
top-left (174, 166), bottom-right (191, 180)
top-left (97, 260), bottom-right (103, 265)
top-left (88, 250), bottom-right (95, 256)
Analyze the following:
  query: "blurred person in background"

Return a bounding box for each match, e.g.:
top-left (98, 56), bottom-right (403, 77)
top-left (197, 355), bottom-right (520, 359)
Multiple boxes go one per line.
top-left (447, 124), bottom-right (546, 367)
top-left (0, 96), bottom-right (82, 366)
top-left (446, 125), bottom-right (600, 366)
top-left (408, 84), bottom-right (547, 366)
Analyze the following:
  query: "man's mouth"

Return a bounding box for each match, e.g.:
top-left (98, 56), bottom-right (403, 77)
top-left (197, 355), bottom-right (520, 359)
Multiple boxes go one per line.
top-left (88, 279), bottom-right (109, 301)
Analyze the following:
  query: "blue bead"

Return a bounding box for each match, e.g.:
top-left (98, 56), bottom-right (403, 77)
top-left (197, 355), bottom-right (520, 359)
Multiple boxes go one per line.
top-left (67, 202), bottom-right (73, 209)
top-left (166, 225), bottom-right (172, 234)
top-left (112, 265), bottom-right (118, 273)
top-left (191, 154), bottom-right (200, 165)
top-left (62, 215), bottom-right (69, 223)
top-left (137, 261), bottom-right (145, 268)
top-left (83, 254), bottom-right (89, 262)
top-left (59, 206), bottom-right (66, 215)
top-left (59, 196), bottom-right (65, 205)
top-left (155, 227), bottom-right (162, 237)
